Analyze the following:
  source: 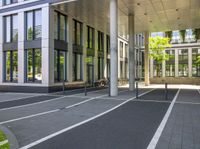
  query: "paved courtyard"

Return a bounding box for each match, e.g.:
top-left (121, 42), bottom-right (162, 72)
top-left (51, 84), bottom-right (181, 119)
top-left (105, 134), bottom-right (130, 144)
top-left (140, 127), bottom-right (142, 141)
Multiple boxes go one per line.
top-left (0, 85), bottom-right (199, 149)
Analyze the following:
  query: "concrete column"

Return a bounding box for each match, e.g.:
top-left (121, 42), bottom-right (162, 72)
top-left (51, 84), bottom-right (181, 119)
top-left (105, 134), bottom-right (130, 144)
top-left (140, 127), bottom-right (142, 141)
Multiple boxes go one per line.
top-left (188, 48), bottom-right (192, 77)
top-left (162, 60), bottom-right (166, 77)
top-left (118, 40), bottom-right (120, 79)
top-left (150, 58), bottom-right (154, 78)
top-left (41, 5), bottom-right (54, 86)
top-left (110, 0), bottom-right (118, 96)
top-left (0, 15), bottom-right (3, 83)
top-left (94, 30), bottom-right (98, 81)
top-left (18, 12), bottom-right (25, 84)
top-left (144, 31), bottom-right (150, 85)
top-left (82, 23), bottom-right (87, 82)
top-left (104, 33), bottom-right (107, 78)
top-left (128, 14), bottom-right (135, 91)
top-left (122, 42), bottom-right (126, 78)
top-left (175, 49), bottom-right (179, 77)
top-left (67, 16), bottom-right (73, 83)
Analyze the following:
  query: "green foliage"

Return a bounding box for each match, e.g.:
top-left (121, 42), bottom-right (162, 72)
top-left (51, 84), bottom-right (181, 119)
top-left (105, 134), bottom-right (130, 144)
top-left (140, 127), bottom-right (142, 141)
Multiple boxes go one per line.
top-left (165, 31), bottom-right (172, 42)
top-left (196, 55), bottom-right (200, 64)
top-left (179, 30), bottom-right (186, 42)
top-left (149, 36), bottom-right (171, 64)
top-left (192, 28), bottom-right (200, 41)
top-left (0, 130), bottom-right (10, 149)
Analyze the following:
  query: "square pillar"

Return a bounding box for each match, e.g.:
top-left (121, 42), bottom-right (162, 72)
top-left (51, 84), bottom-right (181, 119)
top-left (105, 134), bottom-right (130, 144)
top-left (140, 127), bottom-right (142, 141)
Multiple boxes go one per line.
top-left (82, 23), bottom-right (87, 82)
top-left (94, 30), bottom-right (98, 81)
top-left (41, 5), bottom-right (54, 86)
top-left (67, 16), bottom-right (73, 83)
top-left (0, 15), bottom-right (3, 83)
top-left (128, 13), bottom-right (135, 90)
top-left (150, 58), bottom-right (154, 78)
top-left (188, 48), bottom-right (192, 77)
top-left (144, 31), bottom-right (149, 85)
top-left (110, 0), bottom-right (118, 96)
top-left (18, 11), bottom-right (25, 84)
top-left (162, 60), bottom-right (166, 77)
top-left (175, 49), bottom-right (179, 77)
top-left (104, 33), bottom-right (107, 78)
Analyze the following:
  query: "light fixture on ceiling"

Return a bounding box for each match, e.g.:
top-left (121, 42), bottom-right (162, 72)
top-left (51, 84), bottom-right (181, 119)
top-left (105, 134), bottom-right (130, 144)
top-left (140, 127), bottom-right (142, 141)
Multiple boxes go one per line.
top-left (177, 17), bottom-right (180, 20)
top-left (137, 3), bottom-right (140, 6)
top-left (144, 13), bottom-right (147, 16)
top-left (176, 8), bottom-right (179, 11)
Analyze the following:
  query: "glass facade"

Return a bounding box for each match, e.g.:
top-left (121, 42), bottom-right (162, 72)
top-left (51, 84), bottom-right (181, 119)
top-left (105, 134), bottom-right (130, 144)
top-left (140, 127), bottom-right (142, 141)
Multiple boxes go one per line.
top-left (98, 31), bottom-right (104, 52)
top-left (54, 11), bottom-right (67, 41)
top-left (192, 48), bottom-right (200, 77)
top-left (54, 50), bottom-right (67, 82)
top-left (98, 57), bottom-right (104, 79)
top-left (73, 53), bottom-right (82, 81)
top-left (26, 49), bottom-right (42, 83)
top-left (3, 0), bottom-right (17, 5)
top-left (26, 9), bottom-right (42, 40)
top-left (4, 14), bottom-right (18, 43)
top-left (73, 20), bottom-right (82, 45)
top-left (165, 50), bottom-right (175, 77)
top-left (178, 49), bottom-right (188, 77)
top-left (4, 50), bottom-right (18, 82)
top-left (120, 41), bottom-right (123, 58)
top-left (87, 26), bottom-right (94, 49)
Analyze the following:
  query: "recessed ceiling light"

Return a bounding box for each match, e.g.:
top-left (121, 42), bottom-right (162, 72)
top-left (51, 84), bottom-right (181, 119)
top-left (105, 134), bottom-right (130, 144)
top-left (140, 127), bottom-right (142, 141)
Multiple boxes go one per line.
top-left (144, 13), bottom-right (147, 16)
top-left (177, 17), bottom-right (180, 20)
top-left (176, 8), bottom-right (179, 11)
top-left (137, 3), bottom-right (140, 6)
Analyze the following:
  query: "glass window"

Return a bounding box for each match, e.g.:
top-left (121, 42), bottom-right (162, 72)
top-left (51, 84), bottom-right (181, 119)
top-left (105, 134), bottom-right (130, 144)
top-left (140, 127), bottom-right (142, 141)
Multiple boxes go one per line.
top-left (153, 62), bottom-right (162, 77)
top-left (26, 10), bottom-right (42, 40)
top-left (4, 14), bottom-right (18, 43)
top-left (192, 48), bottom-right (200, 77)
top-left (34, 10), bottom-right (42, 39)
top-left (54, 50), bottom-right (67, 82)
top-left (98, 31), bottom-right (104, 52)
top-left (98, 57), bottom-right (104, 79)
top-left (73, 20), bottom-right (82, 45)
top-left (73, 53), bottom-right (82, 81)
top-left (4, 50), bottom-right (18, 82)
top-left (26, 49), bottom-right (42, 83)
top-left (87, 26), bottom-right (94, 49)
top-left (120, 41), bottom-right (123, 58)
top-left (106, 35), bottom-right (110, 55)
top-left (120, 61), bottom-right (123, 78)
top-left (54, 12), bottom-right (58, 40)
top-left (165, 50), bottom-right (175, 77)
top-left (178, 49), bottom-right (188, 77)
top-left (3, 0), bottom-right (17, 5)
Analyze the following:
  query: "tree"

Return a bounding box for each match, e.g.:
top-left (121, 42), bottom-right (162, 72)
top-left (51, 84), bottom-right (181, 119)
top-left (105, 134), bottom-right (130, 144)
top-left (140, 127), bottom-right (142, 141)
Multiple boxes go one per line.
top-left (149, 36), bottom-right (172, 77)
top-left (165, 31), bottom-right (172, 42)
top-left (192, 28), bottom-right (200, 42)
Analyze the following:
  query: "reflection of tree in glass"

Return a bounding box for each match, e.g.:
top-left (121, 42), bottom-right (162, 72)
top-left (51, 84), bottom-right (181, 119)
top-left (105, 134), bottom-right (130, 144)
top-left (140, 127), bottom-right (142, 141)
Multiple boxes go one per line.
top-left (27, 27), bottom-right (33, 40)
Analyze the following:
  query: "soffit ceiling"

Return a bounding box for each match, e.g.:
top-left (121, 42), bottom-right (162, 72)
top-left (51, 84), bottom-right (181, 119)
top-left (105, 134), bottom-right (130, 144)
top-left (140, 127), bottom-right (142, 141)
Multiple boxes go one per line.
top-left (53, 0), bottom-right (200, 38)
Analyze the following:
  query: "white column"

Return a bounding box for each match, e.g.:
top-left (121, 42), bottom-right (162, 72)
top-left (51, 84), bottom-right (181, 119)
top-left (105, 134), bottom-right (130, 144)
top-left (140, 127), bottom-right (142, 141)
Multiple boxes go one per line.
top-left (188, 48), bottom-right (192, 77)
top-left (175, 49), bottom-right (179, 77)
top-left (144, 31), bottom-right (150, 85)
top-left (150, 58), bottom-right (154, 78)
top-left (67, 16), bottom-right (73, 83)
top-left (122, 42), bottom-right (126, 78)
top-left (0, 15), bottom-right (3, 83)
top-left (18, 12), bottom-right (25, 84)
top-left (110, 0), bottom-right (118, 96)
top-left (128, 14), bottom-right (135, 90)
top-left (42, 5), bottom-right (54, 86)
top-left (118, 40), bottom-right (120, 79)
top-left (162, 60), bottom-right (166, 77)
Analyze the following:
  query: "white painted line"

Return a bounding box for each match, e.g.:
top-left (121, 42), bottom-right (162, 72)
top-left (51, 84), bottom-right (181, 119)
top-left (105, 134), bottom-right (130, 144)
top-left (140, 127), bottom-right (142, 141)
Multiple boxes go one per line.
top-left (0, 88), bottom-right (107, 111)
top-left (137, 99), bottom-right (171, 103)
top-left (147, 88), bottom-right (180, 149)
top-left (0, 140), bottom-right (8, 146)
top-left (19, 89), bottom-right (155, 149)
top-left (0, 94), bottom-right (43, 103)
top-left (176, 101), bottom-right (200, 105)
top-left (0, 90), bottom-right (129, 124)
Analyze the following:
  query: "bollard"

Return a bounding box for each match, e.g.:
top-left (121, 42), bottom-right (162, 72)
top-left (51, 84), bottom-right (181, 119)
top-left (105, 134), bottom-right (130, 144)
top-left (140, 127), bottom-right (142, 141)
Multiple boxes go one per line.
top-left (84, 82), bottom-right (87, 96)
top-left (136, 81), bottom-right (139, 99)
top-left (165, 83), bottom-right (168, 100)
top-left (108, 78), bottom-right (111, 97)
top-left (62, 80), bottom-right (65, 93)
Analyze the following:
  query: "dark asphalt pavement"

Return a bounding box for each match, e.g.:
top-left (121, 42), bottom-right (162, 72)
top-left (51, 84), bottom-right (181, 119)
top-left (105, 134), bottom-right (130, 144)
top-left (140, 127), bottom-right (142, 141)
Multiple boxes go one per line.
top-left (30, 90), bottom-right (175, 149)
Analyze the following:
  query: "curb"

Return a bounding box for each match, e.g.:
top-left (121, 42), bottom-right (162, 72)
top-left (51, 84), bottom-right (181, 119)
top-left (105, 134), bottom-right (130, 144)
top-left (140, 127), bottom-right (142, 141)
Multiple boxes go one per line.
top-left (0, 125), bottom-right (19, 149)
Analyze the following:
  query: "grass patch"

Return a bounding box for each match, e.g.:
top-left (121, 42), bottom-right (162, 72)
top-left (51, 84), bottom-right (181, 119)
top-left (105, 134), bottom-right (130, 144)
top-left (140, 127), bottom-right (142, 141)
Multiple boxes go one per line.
top-left (0, 130), bottom-right (9, 149)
